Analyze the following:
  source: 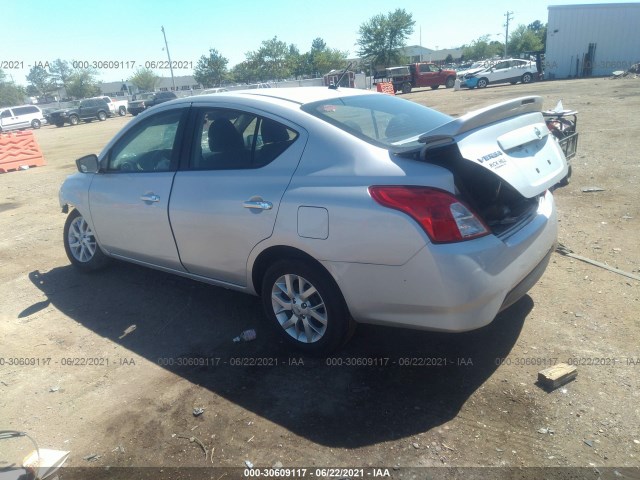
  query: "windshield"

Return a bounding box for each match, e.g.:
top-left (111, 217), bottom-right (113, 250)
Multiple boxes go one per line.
top-left (301, 94), bottom-right (452, 150)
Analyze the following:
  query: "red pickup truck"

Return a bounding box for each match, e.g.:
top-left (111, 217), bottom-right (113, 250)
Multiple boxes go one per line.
top-left (377, 63), bottom-right (457, 94)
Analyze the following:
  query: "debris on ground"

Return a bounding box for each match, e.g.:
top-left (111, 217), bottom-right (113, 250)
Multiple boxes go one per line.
top-left (176, 434), bottom-right (208, 459)
top-left (233, 329), bottom-right (257, 342)
top-left (538, 363), bottom-right (578, 390)
top-left (49, 386), bottom-right (59, 392)
top-left (83, 453), bottom-right (100, 461)
top-left (193, 407), bottom-right (205, 417)
top-left (245, 460), bottom-right (254, 468)
top-left (118, 324), bottom-right (137, 339)
top-left (581, 186), bottom-right (606, 192)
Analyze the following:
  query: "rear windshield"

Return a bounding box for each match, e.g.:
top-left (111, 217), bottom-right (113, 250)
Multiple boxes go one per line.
top-left (301, 94), bottom-right (451, 151)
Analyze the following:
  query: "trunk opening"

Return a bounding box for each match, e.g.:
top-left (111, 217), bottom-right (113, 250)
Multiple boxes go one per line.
top-left (421, 144), bottom-right (541, 237)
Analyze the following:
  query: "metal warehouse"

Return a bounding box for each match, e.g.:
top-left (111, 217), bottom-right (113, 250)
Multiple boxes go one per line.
top-left (545, 3), bottom-right (640, 79)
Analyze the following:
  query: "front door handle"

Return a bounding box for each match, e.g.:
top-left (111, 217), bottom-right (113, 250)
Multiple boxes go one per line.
top-left (243, 200), bottom-right (272, 210)
top-left (140, 193), bottom-right (160, 203)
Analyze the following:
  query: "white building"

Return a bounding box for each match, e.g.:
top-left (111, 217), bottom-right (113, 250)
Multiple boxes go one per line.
top-left (545, 3), bottom-right (640, 79)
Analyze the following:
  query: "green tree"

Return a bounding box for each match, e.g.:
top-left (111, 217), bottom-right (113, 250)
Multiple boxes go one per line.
top-left (356, 8), bottom-right (415, 68)
top-left (193, 49), bottom-right (229, 87)
top-left (66, 69), bottom-right (101, 99)
top-left (527, 20), bottom-right (547, 50)
top-left (508, 25), bottom-right (544, 56)
top-left (462, 35), bottom-right (504, 60)
top-left (303, 37), bottom-right (348, 77)
top-left (444, 54), bottom-right (454, 64)
top-left (49, 59), bottom-right (74, 91)
top-left (246, 36), bottom-right (291, 81)
top-left (26, 65), bottom-right (56, 97)
top-left (230, 61), bottom-right (257, 84)
top-left (128, 67), bottom-right (159, 92)
top-left (0, 70), bottom-right (26, 107)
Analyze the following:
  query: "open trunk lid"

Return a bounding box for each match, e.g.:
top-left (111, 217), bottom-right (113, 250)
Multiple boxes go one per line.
top-left (420, 96), bottom-right (568, 198)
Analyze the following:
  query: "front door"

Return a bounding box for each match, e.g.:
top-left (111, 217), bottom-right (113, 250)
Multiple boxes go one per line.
top-left (88, 107), bottom-right (188, 270)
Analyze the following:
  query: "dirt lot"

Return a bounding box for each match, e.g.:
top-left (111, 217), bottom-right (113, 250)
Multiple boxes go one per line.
top-left (1, 78), bottom-right (639, 479)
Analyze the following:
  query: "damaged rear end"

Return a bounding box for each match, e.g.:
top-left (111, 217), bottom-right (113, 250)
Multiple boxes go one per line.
top-left (419, 96), bottom-right (568, 238)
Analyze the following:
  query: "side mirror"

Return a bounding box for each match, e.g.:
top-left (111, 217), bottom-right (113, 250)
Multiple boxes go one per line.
top-left (76, 154), bottom-right (99, 173)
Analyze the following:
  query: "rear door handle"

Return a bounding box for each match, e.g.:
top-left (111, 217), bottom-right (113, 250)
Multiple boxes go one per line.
top-left (243, 200), bottom-right (272, 210)
top-left (140, 194), bottom-right (160, 202)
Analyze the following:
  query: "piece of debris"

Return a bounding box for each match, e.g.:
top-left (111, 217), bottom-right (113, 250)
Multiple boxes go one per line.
top-left (245, 460), bottom-right (254, 468)
top-left (176, 434), bottom-right (208, 459)
top-left (412, 442), bottom-right (420, 449)
top-left (83, 453), bottom-right (100, 461)
top-left (584, 440), bottom-right (594, 448)
top-left (112, 445), bottom-right (125, 453)
top-left (23, 448), bottom-right (70, 479)
top-left (193, 407), bottom-right (205, 417)
top-left (581, 186), bottom-right (605, 192)
top-left (442, 443), bottom-right (455, 451)
top-left (49, 386), bottom-right (59, 392)
top-left (233, 329), bottom-right (257, 342)
top-left (273, 461), bottom-right (284, 468)
top-left (118, 324), bottom-right (137, 339)
top-left (556, 243), bottom-right (640, 281)
top-left (634, 439), bottom-right (640, 445)
top-left (538, 428), bottom-right (549, 434)
top-left (538, 363), bottom-right (578, 390)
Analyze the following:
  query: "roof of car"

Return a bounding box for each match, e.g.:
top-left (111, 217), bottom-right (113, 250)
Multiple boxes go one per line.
top-left (190, 86), bottom-right (376, 107)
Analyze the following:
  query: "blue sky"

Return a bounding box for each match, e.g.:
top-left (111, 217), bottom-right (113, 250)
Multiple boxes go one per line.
top-left (2, 0), bottom-right (636, 84)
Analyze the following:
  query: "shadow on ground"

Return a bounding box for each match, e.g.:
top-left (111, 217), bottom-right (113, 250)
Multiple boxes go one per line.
top-left (27, 261), bottom-right (531, 448)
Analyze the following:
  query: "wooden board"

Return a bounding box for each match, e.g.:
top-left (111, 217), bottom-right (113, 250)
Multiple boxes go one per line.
top-left (538, 363), bottom-right (578, 389)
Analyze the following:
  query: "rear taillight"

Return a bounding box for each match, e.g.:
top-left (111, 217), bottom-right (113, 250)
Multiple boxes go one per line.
top-left (369, 186), bottom-right (489, 243)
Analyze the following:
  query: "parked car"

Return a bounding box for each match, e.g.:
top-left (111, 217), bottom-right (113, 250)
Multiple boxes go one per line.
top-left (49, 98), bottom-right (111, 127)
top-left (59, 87), bottom-right (567, 354)
top-left (462, 59), bottom-right (540, 88)
top-left (200, 88), bottom-right (229, 94)
top-left (376, 62), bottom-right (457, 93)
top-left (127, 91), bottom-right (177, 116)
top-left (93, 96), bottom-right (128, 116)
top-left (0, 105), bottom-right (47, 132)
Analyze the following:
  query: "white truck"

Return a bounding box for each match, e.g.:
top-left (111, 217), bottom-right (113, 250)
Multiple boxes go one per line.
top-left (94, 96), bottom-right (128, 117)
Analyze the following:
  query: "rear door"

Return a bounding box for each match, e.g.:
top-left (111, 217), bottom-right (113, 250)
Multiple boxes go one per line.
top-left (0, 108), bottom-right (23, 130)
top-left (169, 106), bottom-right (305, 286)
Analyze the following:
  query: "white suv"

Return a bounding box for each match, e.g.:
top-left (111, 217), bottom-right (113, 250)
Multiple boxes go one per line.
top-left (0, 105), bottom-right (47, 132)
top-left (463, 59), bottom-right (539, 88)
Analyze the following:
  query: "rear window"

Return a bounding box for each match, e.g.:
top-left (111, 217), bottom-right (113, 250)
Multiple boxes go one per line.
top-left (13, 106), bottom-right (39, 115)
top-left (301, 94), bottom-right (451, 150)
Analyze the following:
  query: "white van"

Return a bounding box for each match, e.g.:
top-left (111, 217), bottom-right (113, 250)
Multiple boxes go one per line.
top-left (0, 105), bottom-right (47, 132)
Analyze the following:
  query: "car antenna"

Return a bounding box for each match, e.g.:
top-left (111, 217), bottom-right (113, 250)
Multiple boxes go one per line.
top-left (329, 62), bottom-right (353, 90)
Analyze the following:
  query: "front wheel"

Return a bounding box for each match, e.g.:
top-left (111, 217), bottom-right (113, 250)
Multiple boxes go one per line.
top-left (64, 209), bottom-right (109, 272)
top-left (261, 260), bottom-right (354, 355)
top-left (522, 72), bottom-right (533, 84)
top-left (31, 119), bottom-right (41, 129)
top-left (445, 76), bottom-right (455, 88)
top-left (97, 111), bottom-right (107, 121)
top-left (69, 115), bottom-right (79, 126)
top-left (118, 106), bottom-right (126, 116)
top-left (477, 78), bottom-right (488, 88)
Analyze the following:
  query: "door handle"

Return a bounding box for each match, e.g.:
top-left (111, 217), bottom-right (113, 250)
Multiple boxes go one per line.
top-left (140, 194), bottom-right (160, 202)
top-left (243, 200), bottom-right (272, 210)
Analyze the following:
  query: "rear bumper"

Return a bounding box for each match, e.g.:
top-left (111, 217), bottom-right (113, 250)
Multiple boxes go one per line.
top-left (324, 190), bottom-right (557, 332)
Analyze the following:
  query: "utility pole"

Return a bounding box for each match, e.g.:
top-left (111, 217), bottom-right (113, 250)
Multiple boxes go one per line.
top-left (160, 26), bottom-right (176, 91)
top-left (504, 11), bottom-right (514, 58)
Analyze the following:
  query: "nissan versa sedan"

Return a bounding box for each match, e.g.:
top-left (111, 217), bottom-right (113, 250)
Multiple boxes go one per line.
top-left (59, 87), bottom-right (568, 354)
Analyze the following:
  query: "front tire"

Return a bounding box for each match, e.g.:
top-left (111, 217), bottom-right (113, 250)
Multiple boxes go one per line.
top-left (261, 260), bottom-right (354, 355)
top-left (401, 82), bottom-right (412, 94)
top-left (445, 76), bottom-right (455, 88)
top-left (477, 78), bottom-right (488, 88)
top-left (64, 209), bottom-right (109, 272)
top-left (31, 119), bottom-right (41, 129)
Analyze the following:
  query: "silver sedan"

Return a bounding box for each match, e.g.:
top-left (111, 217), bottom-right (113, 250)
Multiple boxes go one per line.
top-left (59, 87), bottom-right (567, 354)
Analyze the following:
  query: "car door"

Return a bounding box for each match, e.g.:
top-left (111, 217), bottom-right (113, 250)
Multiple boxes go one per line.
top-left (169, 107), bottom-right (306, 286)
top-left (489, 60), bottom-right (512, 83)
top-left (0, 108), bottom-right (23, 131)
top-left (88, 107), bottom-right (189, 270)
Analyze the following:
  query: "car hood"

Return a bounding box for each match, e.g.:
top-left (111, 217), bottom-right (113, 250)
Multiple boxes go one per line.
top-left (419, 96), bottom-right (568, 198)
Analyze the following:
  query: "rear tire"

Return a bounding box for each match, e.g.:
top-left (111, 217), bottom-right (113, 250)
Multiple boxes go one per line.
top-left (118, 106), bottom-right (126, 116)
top-left (69, 115), bottom-right (79, 126)
top-left (522, 72), bottom-right (533, 84)
top-left (401, 82), bottom-right (412, 94)
top-left (31, 119), bottom-right (41, 129)
top-left (97, 111), bottom-right (107, 121)
top-left (261, 259), bottom-right (355, 355)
